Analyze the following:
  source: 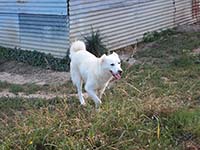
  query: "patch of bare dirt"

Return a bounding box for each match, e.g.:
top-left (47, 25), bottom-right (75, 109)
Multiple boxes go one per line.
top-left (117, 43), bottom-right (140, 66)
top-left (176, 23), bottom-right (200, 33)
top-left (0, 61), bottom-right (70, 85)
top-left (192, 48), bottom-right (200, 54)
top-left (182, 141), bottom-right (200, 150)
top-left (0, 90), bottom-right (89, 100)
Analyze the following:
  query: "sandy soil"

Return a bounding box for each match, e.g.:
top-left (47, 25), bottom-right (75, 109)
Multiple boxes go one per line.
top-left (0, 61), bottom-right (70, 85)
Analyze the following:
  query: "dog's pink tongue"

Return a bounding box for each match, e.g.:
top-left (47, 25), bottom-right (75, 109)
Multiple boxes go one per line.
top-left (114, 73), bottom-right (121, 80)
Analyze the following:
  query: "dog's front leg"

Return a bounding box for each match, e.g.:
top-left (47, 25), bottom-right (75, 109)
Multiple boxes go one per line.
top-left (98, 88), bottom-right (106, 99)
top-left (98, 82), bottom-right (109, 99)
top-left (85, 86), bottom-right (102, 108)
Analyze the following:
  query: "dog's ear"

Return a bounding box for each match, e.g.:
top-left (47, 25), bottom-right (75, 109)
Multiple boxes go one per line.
top-left (112, 52), bottom-right (118, 56)
top-left (101, 54), bottom-right (107, 63)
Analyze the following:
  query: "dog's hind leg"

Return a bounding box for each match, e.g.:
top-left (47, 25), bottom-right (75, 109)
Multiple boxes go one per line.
top-left (71, 68), bottom-right (85, 105)
top-left (76, 79), bottom-right (86, 105)
top-left (85, 85), bottom-right (102, 108)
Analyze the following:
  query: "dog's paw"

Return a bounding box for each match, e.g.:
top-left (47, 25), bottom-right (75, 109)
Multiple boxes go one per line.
top-left (95, 107), bottom-right (102, 113)
top-left (95, 100), bottom-right (102, 109)
top-left (80, 102), bottom-right (86, 106)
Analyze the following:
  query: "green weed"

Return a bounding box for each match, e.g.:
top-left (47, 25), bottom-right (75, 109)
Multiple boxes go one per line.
top-left (0, 47), bottom-right (70, 71)
top-left (84, 28), bottom-right (108, 57)
top-left (143, 29), bottom-right (177, 43)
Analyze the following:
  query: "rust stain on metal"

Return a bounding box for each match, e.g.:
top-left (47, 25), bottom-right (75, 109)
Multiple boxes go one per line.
top-left (192, 0), bottom-right (200, 21)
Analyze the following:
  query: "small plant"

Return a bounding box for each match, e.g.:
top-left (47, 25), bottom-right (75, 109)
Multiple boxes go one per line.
top-left (143, 29), bottom-right (177, 42)
top-left (84, 28), bottom-right (108, 57)
top-left (9, 84), bottom-right (24, 94)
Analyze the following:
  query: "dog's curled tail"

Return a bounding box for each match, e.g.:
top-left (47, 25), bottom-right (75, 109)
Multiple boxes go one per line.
top-left (70, 40), bottom-right (86, 58)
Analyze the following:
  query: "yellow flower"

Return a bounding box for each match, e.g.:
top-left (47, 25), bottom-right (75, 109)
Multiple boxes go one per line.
top-left (29, 141), bottom-right (33, 145)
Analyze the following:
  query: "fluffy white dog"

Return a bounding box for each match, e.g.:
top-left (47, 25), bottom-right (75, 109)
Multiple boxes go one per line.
top-left (70, 40), bottom-right (122, 108)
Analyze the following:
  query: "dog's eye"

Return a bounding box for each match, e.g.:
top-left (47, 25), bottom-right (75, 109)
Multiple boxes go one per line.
top-left (110, 63), bottom-right (115, 66)
top-left (118, 62), bottom-right (121, 64)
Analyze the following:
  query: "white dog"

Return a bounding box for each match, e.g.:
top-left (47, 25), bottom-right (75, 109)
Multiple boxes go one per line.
top-left (70, 40), bottom-right (122, 108)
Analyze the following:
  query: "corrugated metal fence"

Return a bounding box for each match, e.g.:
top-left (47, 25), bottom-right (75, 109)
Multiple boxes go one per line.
top-left (70, 0), bottom-right (199, 51)
top-left (0, 0), bottom-right (199, 58)
top-left (0, 0), bottom-right (69, 58)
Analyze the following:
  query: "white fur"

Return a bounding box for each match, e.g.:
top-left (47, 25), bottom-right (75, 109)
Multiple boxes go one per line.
top-left (70, 40), bottom-right (122, 108)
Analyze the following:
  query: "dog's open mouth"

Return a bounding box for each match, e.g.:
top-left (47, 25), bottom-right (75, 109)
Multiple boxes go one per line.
top-left (110, 71), bottom-right (121, 80)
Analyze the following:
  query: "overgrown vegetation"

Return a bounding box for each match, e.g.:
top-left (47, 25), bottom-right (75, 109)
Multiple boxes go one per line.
top-left (0, 47), bottom-right (70, 71)
top-left (137, 31), bottom-right (200, 66)
top-left (84, 28), bottom-right (108, 57)
top-left (1, 29), bottom-right (200, 149)
top-left (143, 29), bottom-right (177, 43)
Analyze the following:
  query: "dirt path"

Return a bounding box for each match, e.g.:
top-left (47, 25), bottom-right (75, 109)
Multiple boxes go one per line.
top-left (0, 61), bottom-right (73, 99)
top-left (0, 90), bottom-right (89, 100)
top-left (0, 61), bottom-right (70, 85)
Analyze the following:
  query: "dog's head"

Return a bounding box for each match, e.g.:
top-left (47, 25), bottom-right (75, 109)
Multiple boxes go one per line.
top-left (101, 52), bottom-right (123, 80)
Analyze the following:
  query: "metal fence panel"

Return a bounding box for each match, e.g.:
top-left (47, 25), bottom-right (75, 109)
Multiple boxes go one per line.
top-left (70, 0), bottom-right (197, 51)
top-left (0, 0), bottom-right (199, 57)
top-left (0, 14), bottom-right (20, 48)
top-left (0, 0), bottom-right (69, 58)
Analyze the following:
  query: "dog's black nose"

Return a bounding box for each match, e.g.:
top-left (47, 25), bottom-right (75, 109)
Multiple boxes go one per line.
top-left (118, 70), bottom-right (123, 74)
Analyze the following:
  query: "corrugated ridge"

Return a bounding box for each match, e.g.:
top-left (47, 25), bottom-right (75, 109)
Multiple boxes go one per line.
top-left (70, 0), bottom-right (196, 51)
top-left (0, 1), bottom-right (69, 58)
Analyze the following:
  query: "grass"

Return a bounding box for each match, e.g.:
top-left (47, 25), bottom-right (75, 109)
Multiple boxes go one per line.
top-left (0, 81), bottom-right (76, 95)
top-left (136, 32), bottom-right (200, 66)
top-left (0, 81), bottom-right (44, 94)
top-left (0, 31), bottom-right (200, 149)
